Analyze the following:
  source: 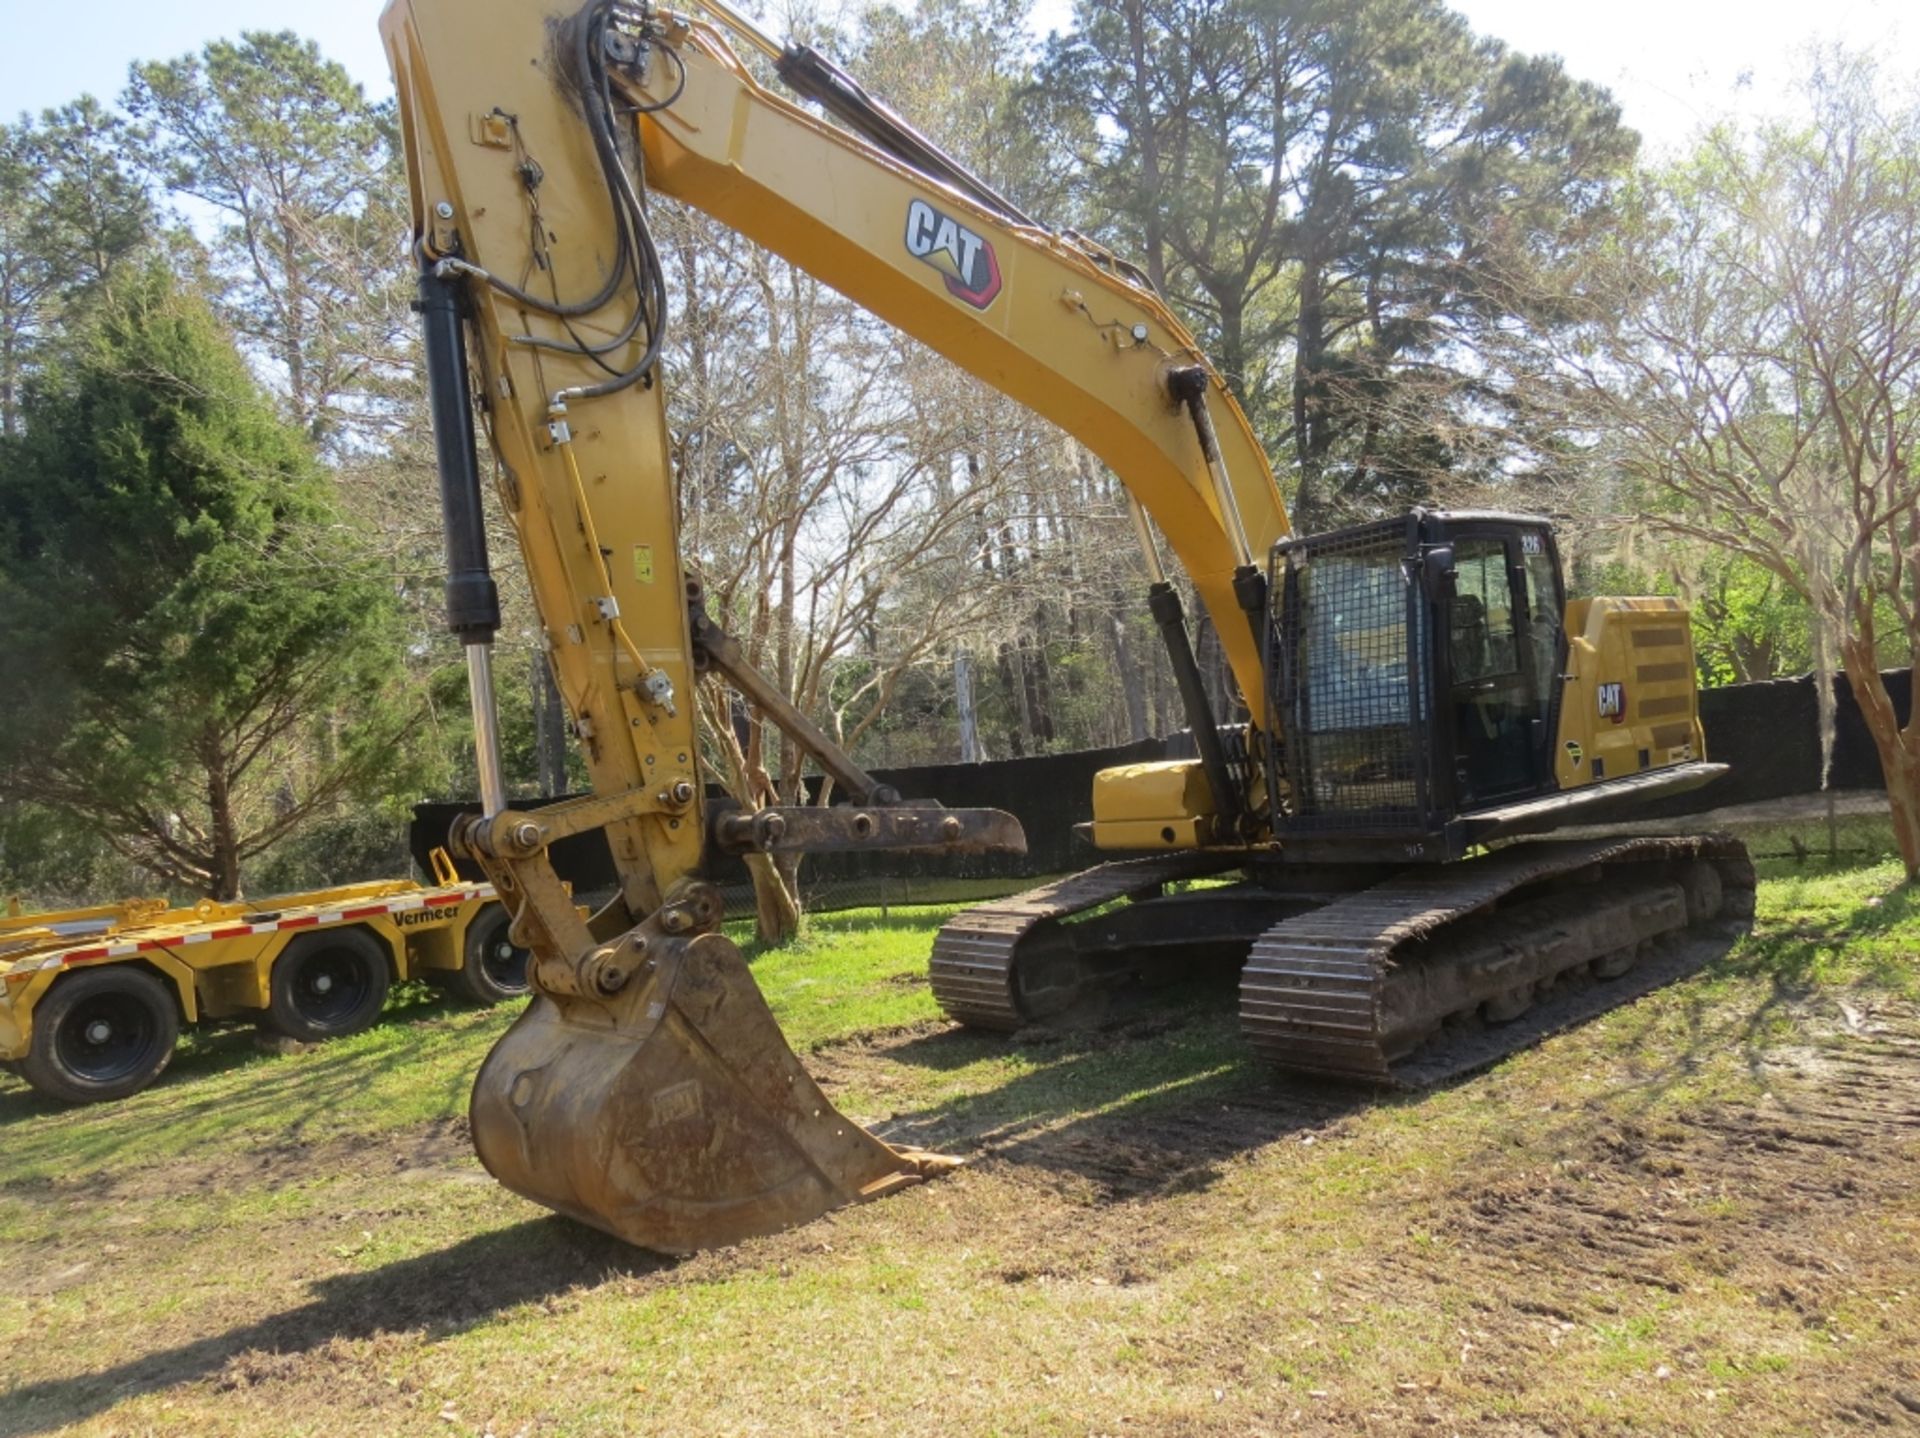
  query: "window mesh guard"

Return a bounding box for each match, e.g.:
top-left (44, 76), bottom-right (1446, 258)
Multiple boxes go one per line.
top-left (1274, 523), bottom-right (1434, 832)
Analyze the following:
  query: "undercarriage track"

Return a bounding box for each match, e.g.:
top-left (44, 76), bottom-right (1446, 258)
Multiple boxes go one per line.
top-left (928, 853), bottom-right (1244, 1030)
top-left (932, 836), bottom-right (1755, 1085)
top-left (1240, 834), bottom-right (1755, 1083)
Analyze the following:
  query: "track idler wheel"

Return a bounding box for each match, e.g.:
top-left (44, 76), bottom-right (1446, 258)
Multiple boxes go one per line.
top-left (470, 889), bottom-right (954, 1254)
top-left (1591, 939), bottom-right (1647, 981)
top-left (1482, 983), bottom-right (1536, 1023)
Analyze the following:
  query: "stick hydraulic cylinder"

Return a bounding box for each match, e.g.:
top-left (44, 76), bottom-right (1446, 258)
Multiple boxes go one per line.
top-left (417, 264), bottom-right (508, 816)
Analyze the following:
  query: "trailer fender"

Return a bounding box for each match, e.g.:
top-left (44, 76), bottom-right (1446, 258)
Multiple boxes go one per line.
top-left (370, 890), bottom-right (492, 978)
top-left (396, 906), bottom-right (466, 976)
top-left (36, 951), bottom-right (199, 1024)
top-left (135, 950), bottom-right (201, 1024)
top-left (0, 949), bottom-right (199, 1064)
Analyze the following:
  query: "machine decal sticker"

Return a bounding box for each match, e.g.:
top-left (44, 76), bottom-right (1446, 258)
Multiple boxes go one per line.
top-left (1564, 739), bottom-right (1583, 766)
top-left (1597, 681), bottom-right (1626, 721)
top-left (394, 905), bottom-right (458, 928)
top-left (905, 197), bottom-right (1002, 309)
top-left (651, 1079), bottom-right (704, 1124)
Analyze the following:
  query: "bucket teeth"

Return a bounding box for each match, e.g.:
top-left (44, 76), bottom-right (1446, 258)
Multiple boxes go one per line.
top-left (471, 926), bottom-right (948, 1254)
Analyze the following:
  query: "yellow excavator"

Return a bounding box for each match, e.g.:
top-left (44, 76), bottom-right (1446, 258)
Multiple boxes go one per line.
top-left (381, 0), bottom-right (1751, 1253)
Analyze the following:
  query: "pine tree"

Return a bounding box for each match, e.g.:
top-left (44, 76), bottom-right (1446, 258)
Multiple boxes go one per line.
top-left (0, 266), bottom-right (421, 898)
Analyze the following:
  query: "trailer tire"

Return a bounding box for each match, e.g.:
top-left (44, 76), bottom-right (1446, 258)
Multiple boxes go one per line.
top-left (447, 905), bottom-right (531, 1006)
top-left (266, 928), bottom-right (391, 1042)
top-left (21, 966), bottom-right (180, 1104)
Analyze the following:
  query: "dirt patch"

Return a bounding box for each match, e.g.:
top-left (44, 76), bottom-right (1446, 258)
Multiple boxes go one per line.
top-left (1, 1115), bottom-right (478, 1210)
top-left (827, 998), bottom-right (1920, 1434)
top-left (1448, 1021), bottom-right (1920, 1278)
top-left (815, 1005), bottom-right (1361, 1199)
top-left (972, 1083), bottom-right (1359, 1206)
top-left (1415, 1012), bottom-right (1920, 1432)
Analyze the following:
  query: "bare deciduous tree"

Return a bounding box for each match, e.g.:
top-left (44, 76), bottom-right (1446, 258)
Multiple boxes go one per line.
top-left (1526, 54), bottom-right (1920, 873)
top-left (664, 211), bottom-right (1017, 939)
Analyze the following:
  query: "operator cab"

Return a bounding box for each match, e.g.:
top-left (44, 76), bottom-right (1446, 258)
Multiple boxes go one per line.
top-left (1270, 510), bottom-right (1567, 854)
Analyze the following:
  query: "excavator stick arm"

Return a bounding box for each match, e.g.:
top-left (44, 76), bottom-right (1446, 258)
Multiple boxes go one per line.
top-left (381, 0), bottom-right (1040, 1251)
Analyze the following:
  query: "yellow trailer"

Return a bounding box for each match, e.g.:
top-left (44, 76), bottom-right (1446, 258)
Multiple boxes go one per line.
top-left (0, 861), bottom-right (525, 1104)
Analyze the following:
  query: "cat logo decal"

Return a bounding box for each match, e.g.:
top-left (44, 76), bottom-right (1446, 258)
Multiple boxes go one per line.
top-left (904, 198), bottom-right (1002, 309)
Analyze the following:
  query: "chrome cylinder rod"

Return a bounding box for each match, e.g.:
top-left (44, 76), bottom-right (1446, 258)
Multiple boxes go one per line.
top-left (466, 642), bottom-right (509, 818)
top-left (1169, 367), bottom-right (1253, 568)
top-left (1127, 494), bottom-right (1168, 586)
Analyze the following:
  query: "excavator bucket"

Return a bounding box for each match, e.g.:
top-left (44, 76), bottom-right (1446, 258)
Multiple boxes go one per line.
top-left (470, 923), bottom-right (952, 1254)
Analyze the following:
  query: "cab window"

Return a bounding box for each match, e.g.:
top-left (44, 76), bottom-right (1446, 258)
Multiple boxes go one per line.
top-left (1449, 538), bottom-right (1515, 684)
top-left (1519, 534), bottom-right (1561, 716)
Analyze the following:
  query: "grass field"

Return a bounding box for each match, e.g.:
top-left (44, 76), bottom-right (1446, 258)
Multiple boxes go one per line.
top-left (3, 845), bottom-right (1919, 1437)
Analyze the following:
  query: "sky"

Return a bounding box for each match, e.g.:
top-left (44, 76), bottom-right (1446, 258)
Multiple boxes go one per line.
top-left (2, 0), bottom-right (1917, 159)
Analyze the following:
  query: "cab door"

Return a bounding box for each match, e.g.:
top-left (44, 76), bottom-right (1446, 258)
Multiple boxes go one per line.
top-left (1444, 527), bottom-right (1561, 807)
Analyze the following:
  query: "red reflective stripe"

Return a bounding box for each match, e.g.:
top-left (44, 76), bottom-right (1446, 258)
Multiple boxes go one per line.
top-left (34, 892), bottom-right (480, 970)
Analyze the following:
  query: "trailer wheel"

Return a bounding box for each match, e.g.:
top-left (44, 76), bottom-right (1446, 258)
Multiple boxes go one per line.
top-left (448, 905), bottom-right (531, 1006)
top-left (21, 966), bottom-right (180, 1104)
top-left (266, 928), bottom-right (391, 1042)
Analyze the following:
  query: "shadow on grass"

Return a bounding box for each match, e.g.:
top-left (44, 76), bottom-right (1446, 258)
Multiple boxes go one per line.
top-left (0, 991), bottom-right (514, 1181)
top-left (0, 1023), bottom-right (280, 1129)
top-left (0, 983), bottom-right (497, 1126)
top-left (942, 1059), bottom-right (1365, 1203)
top-left (0, 1216), bottom-right (667, 1438)
top-left (867, 988), bottom-right (1367, 1202)
top-left (1519, 863), bottom-right (1918, 1145)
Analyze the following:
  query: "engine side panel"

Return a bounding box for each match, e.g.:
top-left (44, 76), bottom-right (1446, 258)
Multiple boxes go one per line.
top-left (1556, 597), bottom-right (1706, 789)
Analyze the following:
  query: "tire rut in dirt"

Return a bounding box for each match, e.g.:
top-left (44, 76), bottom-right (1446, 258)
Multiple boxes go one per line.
top-left (978, 1091), bottom-right (1356, 1205)
top-left (1432, 1015), bottom-right (1920, 1429)
top-left (836, 1009), bottom-right (1365, 1205)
